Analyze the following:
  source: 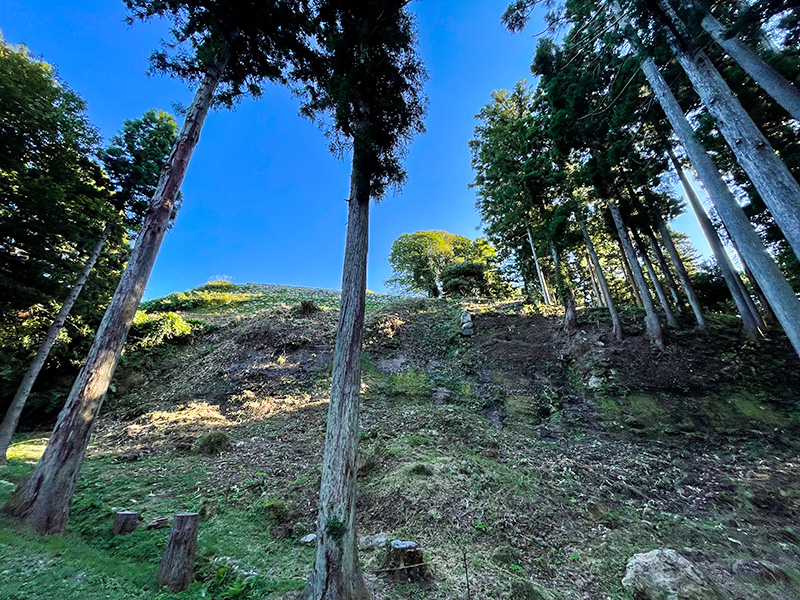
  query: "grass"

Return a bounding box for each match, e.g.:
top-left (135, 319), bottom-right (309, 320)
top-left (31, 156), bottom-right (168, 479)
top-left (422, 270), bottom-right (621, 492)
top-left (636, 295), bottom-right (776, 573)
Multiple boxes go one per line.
top-left (2, 295), bottom-right (800, 599)
top-left (141, 281), bottom-right (403, 316)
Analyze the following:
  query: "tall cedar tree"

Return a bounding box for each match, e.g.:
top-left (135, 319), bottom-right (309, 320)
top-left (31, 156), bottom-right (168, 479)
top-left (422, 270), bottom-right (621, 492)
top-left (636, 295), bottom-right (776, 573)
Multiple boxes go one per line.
top-left (3, 0), bottom-right (312, 534)
top-left (296, 1), bottom-right (426, 597)
top-left (0, 110), bottom-right (178, 463)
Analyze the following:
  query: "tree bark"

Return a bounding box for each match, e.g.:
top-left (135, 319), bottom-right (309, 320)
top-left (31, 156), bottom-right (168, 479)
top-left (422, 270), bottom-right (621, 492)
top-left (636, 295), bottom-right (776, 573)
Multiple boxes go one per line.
top-left (733, 242), bottom-right (779, 327)
top-left (647, 227), bottom-right (683, 315)
top-left (667, 148), bottom-right (762, 336)
top-left (0, 222), bottom-right (112, 463)
top-left (700, 12), bottom-right (800, 122)
top-left (657, 2), bottom-right (800, 261)
top-left (113, 510), bottom-right (141, 535)
top-left (619, 14), bottom-right (800, 356)
top-left (304, 133), bottom-right (370, 600)
top-left (618, 234), bottom-right (644, 307)
top-left (633, 228), bottom-right (680, 329)
top-left (157, 513), bottom-right (199, 592)
top-left (580, 219), bottom-right (623, 341)
top-left (586, 251), bottom-right (602, 306)
top-left (2, 44), bottom-right (233, 534)
top-left (654, 213), bottom-right (706, 330)
top-left (609, 202), bottom-right (665, 350)
top-left (549, 238), bottom-right (577, 332)
top-left (526, 223), bottom-right (552, 305)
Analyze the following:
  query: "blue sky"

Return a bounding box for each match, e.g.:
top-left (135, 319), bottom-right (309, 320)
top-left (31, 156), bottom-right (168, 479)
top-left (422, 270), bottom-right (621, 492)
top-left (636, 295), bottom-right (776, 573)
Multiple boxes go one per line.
top-left (1, 0), bottom-right (708, 298)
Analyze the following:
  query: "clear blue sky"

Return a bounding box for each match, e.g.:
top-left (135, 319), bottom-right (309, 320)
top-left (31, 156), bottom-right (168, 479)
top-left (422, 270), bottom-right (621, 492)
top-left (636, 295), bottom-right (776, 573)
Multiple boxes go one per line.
top-left (1, 0), bottom-right (708, 298)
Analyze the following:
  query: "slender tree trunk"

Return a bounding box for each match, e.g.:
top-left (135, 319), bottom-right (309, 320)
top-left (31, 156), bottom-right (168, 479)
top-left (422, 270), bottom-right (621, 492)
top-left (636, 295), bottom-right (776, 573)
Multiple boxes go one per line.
top-left (620, 15), bottom-right (800, 356)
top-left (647, 227), bottom-right (683, 314)
top-left (526, 223), bottom-right (551, 305)
top-left (656, 2), bottom-right (800, 260)
top-left (633, 228), bottom-right (680, 329)
top-left (580, 219), bottom-right (623, 341)
top-left (619, 235), bottom-right (644, 307)
top-left (700, 12), bottom-right (800, 122)
top-left (304, 134), bottom-right (370, 600)
top-left (548, 238), bottom-right (577, 331)
top-left (0, 223), bottom-right (112, 463)
top-left (667, 148), bottom-right (762, 336)
top-left (654, 213), bottom-right (706, 330)
top-left (2, 45), bottom-right (233, 534)
top-left (609, 202), bottom-right (665, 350)
top-left (586, 252), bottom-right (602, 306)
top-left (734, 243), bottom-right (779, 326)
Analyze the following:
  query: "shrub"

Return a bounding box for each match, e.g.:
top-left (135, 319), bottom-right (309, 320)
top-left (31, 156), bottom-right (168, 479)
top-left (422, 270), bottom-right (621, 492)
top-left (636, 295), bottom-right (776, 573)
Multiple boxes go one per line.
top-left (441, 261), bottom-right (489, 297)
top-left (195, 431), bottom-right (233, 456)
top-left (127, 311), bottom-right (195, 351)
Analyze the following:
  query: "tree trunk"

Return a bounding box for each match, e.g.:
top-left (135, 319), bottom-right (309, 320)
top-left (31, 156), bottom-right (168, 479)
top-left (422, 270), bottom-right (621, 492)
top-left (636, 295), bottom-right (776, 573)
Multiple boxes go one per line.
top-left (549, 238), bottom-right (577, 332)
top-left (618, 235), bottom-right (644, 307)
top-left (667, 148), bottom-right (762, 336)
top-left (0, 222), bottom-right (112, 463)
top-left (734, 243), bottom-right (779, 327)
top-left (609, 202), bottom-right (665, 350)
top-left (586, 251), bottom-right (602, 306)
top-left (633, 228), bottom-right (679, 329)
top-left (657, 2), bottom-right (800, 261)
top-left (157, 513), bottom-right (199, 592)
top-left (654, 213), bottom-right (706, 330)
top-left (304, 134), bottom-right (370, 600)
top-left (647, 228), bottom-right (683, 315)
top-left (526, 223), bottom-right (551, 305)
top-left (620, 15), bottom-right (800, 356)
top-left (700, 12), bottom-right (800, 122)
top-left (580, 219), bottom-right (623, 341)
top-left (113, 510), bottom-right (141, 535)
top-left (2, 45), bottom-right (233, 534)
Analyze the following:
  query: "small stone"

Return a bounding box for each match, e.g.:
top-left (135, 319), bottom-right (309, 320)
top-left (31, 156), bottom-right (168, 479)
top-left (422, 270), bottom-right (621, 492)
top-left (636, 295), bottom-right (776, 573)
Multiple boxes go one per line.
top-left (460, 311), bottom-right (473, 325)
top-left (359, 534), bottom-right (388, 550)
top-left (461, 325), bottom-right (475, 336)
top-left (511, 580), bottom-right (552, 600)
top-left (235, 441), bottom-right (246, 448)
top-left (300, 533), bottom-right (316, 545)
top-left (587, 375), bottom-right (605, 389)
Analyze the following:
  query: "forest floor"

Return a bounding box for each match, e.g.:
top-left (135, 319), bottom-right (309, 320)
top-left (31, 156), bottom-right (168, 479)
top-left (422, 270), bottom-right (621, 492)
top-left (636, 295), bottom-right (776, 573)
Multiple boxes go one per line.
top-left (2, 284), bottom-right (800, 599)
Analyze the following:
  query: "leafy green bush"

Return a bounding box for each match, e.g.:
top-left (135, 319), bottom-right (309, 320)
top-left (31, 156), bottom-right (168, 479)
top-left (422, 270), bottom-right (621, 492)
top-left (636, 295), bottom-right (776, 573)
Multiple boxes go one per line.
top-left (127, 311), bottom-right (195, 351)
top-left (442, 261), bottom-right (489, 297)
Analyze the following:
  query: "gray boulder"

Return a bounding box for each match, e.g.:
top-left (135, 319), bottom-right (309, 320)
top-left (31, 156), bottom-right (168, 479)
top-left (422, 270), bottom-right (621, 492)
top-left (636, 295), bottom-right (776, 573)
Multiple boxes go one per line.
top-left (622, 549), bottom-right (723, 600)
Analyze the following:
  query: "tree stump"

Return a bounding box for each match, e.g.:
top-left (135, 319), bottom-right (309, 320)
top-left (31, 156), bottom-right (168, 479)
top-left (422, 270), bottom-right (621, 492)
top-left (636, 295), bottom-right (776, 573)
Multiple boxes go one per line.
top-left (157, 512), bottom-right (199, 592)
top-left (381, 540), bottom-right (433, 586)
top-left (112, 511), bottom-right (141, 535)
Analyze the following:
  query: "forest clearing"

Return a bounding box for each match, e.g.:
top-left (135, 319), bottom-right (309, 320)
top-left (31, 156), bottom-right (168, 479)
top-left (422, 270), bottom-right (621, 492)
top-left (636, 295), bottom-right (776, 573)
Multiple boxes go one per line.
top-left (2, 0), bottom-right (800, 599)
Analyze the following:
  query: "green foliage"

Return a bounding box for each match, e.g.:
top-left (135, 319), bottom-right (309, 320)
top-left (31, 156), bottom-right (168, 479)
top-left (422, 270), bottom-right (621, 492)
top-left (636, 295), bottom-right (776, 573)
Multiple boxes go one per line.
top-left (127, 311), bottom-right (196, 351)
top-left (386, 230), bottom-right (501, 297)
top-left (141, 283), bottom-right (254, 313)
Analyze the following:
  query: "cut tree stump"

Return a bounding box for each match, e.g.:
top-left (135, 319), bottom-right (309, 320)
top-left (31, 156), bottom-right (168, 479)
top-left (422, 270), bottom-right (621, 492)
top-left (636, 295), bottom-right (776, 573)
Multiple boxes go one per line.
top-left (157, 512), bottom-right (199, 592)
top-left (112, 511), bottom-right (141, 535)
top-left (380, 540), bottom-right (433, 586)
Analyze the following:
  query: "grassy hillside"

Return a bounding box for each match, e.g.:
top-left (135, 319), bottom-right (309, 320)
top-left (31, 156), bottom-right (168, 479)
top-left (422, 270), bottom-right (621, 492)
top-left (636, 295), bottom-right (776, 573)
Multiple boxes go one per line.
top-left (2, 283), bottom-right (800, 599)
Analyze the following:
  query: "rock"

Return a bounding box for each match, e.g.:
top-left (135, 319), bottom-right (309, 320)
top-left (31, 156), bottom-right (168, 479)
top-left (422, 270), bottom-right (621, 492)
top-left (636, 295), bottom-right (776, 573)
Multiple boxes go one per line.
top-left (622, 549), bottom-right (723, 600)
top-left (460, 312), bottom-right (475, 336)
top-left (432, 387), bottom-right (452, 405)
top-left (587, 375), bottom-right (606, 390)
top-left (511, 580), bottom-right (552, 600)
top-left (147, 516), bottom-right (170, 530)
top-left (730, 559), bottom-right (789, 584)
top-left (299, 533), bottom-right (316, 545)
top-left (359, 534), bottom-right (389, 550)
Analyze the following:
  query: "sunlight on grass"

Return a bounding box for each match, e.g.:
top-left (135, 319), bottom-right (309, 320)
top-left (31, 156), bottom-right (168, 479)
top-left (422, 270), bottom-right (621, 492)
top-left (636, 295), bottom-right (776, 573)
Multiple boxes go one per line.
top-left (6, 435), bottom-right (48, 462)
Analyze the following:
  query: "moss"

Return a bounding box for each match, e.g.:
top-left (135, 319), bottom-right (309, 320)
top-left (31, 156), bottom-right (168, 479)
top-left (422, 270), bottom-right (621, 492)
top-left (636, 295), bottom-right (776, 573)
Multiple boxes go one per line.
top-left (325, 515), bottom-right (347, 541)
